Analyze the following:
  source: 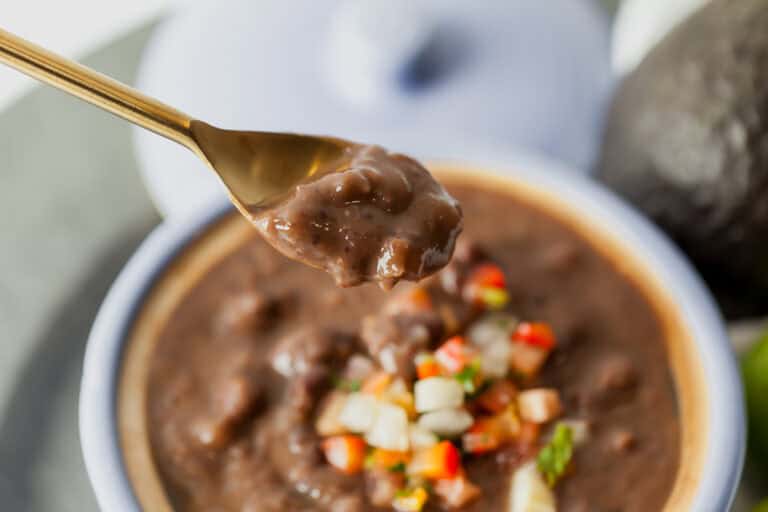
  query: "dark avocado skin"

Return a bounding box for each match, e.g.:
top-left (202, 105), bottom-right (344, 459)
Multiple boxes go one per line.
top-left (598, 0), bottom-right (768, 318)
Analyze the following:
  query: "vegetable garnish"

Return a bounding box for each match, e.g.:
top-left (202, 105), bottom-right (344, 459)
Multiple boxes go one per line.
top-left (392, 486), bottom-right (429, 512)
top-left (512, 322), bottom-right (556, 350)
top-left (362, 371), bottom-right (393, 395)
top-left (463, 263), bottom-right (510, 310)
top-left (322, 435), bottom-right (367, 474)
top-left (435, 336), bottom-right (475, 375)
top-left (315, 258), bottom-right (576, 510)
top-left (368, 449), bottom-right (411, 472)
top-left (415, 352), bottom-right (441, 380)
top-left (408, 441), bottom-right (461, 480)
top-left (332, 376), bottom-right (362, 392)
top-left (433, 474), bottom-right (481, 508)
top-left (454, 362), bottom-right (481, 394)
top-left (537, 423), bottom-right (574, 487)
top-left (468, 263), bottom-right (506, 289)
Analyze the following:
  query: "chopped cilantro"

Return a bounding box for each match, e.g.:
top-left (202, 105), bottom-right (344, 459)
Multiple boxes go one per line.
top-left (455, 362), bottom-right (481, 394)
top-left (332, 375), bottom-right (361, 392)
top-left (537, 423), bottom-right (574, 487)
top-left (388, 462), bottom-right (407, 473)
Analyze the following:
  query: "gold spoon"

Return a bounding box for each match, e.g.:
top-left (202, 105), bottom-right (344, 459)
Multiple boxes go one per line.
top-left (0, 27), bottom-right (353, 213)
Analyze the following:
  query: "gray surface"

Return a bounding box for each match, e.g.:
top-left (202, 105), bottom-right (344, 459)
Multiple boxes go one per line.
top-left (0, 26), bottom-right (160, 511)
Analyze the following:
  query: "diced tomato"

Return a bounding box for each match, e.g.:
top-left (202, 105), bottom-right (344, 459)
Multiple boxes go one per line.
top-left (469, 263), bottom-right (506, 289)
top-left (463, 264), bottom-right (510, 310)
top-left (367, 449), bottom-right (411, 471)
top-left (476, 379), bottom-right (518, 414)
top-left (512, 322), bottom-right (556, 350)
top-left (435, 336), bottom-right (475, 375)
top-left (509, 341), bottom-right (550, 378)
top-left (322, 435), bottom-right (366, 474)
top-left (362, 371), bottom-right (393, 396)
top-left (392, 487), bottom-right (429, 512)
top-left (415, 353), bottom-right (442, 379)
top-left (433, 474), bottom-right (481, 508)
top-left (462, 418), bottom-right (504, 454)
top-left (408, 441), bottom-right (461, 480)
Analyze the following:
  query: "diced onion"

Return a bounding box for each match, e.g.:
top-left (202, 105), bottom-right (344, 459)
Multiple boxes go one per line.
top-left (315, 391), bottom-right (349, 436)
top-left (467, 313), bottom-right (518, 347)
top-left (414, 377), bottom-right (464, 412)
top-left (557, 418), bottom-right (590, 446)
top-left (481, 339), bottom-right (512, 378)
top-left (418, 407), bottom-right (474, 438)
top-left (365, 403), bottom-right (410, 451)
top-left (339, 393), bottom-right (380, 433)
top-left (509, 461), bottom-right (556, 512)
top-left (517, 389), bottom-right (563, 424)
top-left (409, 423), bottom-right (439, 449)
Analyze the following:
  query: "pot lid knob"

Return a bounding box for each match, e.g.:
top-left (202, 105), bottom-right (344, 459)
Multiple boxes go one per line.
top-left (324, 0), bottom-right (441, 108)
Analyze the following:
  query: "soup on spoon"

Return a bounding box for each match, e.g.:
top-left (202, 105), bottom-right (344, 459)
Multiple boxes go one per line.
top-left (248, 144), bottom-right (463, 289)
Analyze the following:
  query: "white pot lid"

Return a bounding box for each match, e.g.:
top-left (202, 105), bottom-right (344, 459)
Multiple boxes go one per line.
top-left (134, 0), bottom-right (612, 218)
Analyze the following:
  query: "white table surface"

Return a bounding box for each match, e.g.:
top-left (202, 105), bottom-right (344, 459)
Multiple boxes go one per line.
top-left (0, 0), bottom-right (177, 111)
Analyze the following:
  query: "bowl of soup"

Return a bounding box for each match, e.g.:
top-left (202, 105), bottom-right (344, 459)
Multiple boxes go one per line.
top-left (80, 151), bottom-right (744, 511)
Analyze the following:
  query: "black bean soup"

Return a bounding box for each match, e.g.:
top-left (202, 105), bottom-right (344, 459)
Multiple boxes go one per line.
top-left (147, 181), bottom-right (680, 512)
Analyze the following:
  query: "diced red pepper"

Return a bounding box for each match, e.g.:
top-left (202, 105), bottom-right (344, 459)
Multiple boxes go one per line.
top-left (415, 352), bottom-right (441, 380)
top-left (468, 263), bottom-right (506, 289)
top-left (463, 263), bottom-right (510, 310)
top-left (434, 336), bottom-right (474, 375)
top-left (367, 449), bottom-right (411, 471)
top-left (408, 441), bottom-right (461, 480)
top-left (433, 474), bottom-right (481, 508)
top-left (322, 435), bottom-right (366, 474)
top-left (476, 379), bottom-right (518, 414)
top-left (462, 418), bottom-right (504, 454)
top-left (512, 322), bottom-right (556, 350)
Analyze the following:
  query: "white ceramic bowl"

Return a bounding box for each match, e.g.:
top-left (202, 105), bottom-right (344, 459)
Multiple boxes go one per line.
top-left (80, 150), bottom-right (744, 511)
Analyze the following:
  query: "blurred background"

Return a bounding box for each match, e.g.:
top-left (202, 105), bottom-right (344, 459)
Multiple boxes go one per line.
top-left (0, 0), bottom-right (766, 510)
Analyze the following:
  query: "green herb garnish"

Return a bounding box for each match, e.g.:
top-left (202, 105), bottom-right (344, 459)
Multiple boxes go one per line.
top-left (388, 462), bottom-right (407, 473)
top-left (332, 375), bottom-right (362, 392)
top-left (394, 488), bottom-right (410, 498)
top-left (455, 362), bottom-right (481, 394)
top-left (537, 423), bottom-right (574, 487)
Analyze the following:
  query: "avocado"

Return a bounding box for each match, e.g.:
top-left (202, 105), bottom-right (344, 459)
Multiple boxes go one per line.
top-left (597, 0), bottom-right (768, 318)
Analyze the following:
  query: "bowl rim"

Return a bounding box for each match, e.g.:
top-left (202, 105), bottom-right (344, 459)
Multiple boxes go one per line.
top-left (79, 148), bottom-right (744, 511)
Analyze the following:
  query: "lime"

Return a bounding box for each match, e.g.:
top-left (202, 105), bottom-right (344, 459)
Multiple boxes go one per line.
top-left (742, 332), bottom-right (768, 470)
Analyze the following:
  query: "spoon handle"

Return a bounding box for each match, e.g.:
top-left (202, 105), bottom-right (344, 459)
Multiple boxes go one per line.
top-left (0, 27), bottom-right (199, 152)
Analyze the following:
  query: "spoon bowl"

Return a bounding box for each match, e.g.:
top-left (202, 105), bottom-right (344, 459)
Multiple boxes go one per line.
top-left (189, 122), bottom-right (352, 211)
